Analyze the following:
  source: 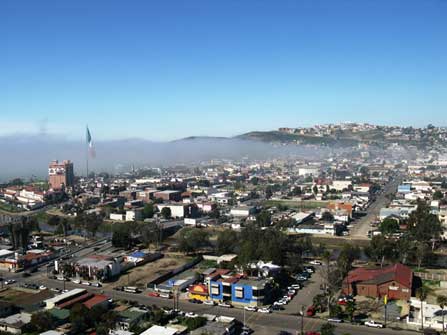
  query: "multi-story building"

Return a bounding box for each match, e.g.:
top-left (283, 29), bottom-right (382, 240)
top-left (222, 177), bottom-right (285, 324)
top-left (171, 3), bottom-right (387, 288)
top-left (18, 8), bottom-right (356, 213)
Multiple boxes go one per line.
top-left (48, 160), bottom-right (74, 190)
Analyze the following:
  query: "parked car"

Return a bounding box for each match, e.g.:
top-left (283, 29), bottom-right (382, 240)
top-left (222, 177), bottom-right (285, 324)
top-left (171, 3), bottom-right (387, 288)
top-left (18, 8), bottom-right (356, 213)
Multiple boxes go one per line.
top-left (185, 312), bottom-right (199, 318)
top-left (244, 306), bottom-right (257, 312)
top-left (218, 302), bottom-right (233, 308)
top-left (4, 279), bottom-right (15, 285)
top-left (327, 318), bottom-right (343, 323)
top-left (258, 307), bottom-right (271, 313)
top-left (365, 320), bottom-right (384, 328)
top-left (306, 306), bottom-right (316, 317)
top-left (203, 300), bottom-right (216, 306)
top-left (188, 298), bottom-right (203, 304)
top-left (72, 279), bottom-right (81, 284)
top-left (309, 260), bottom-right (322, 265)
top-left (148, 291), bottom-right (160, 297)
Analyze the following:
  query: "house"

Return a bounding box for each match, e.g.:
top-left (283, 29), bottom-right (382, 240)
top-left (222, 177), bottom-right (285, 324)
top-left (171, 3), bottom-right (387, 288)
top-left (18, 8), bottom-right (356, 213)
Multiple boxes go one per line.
top-left (117, 307), bottom-right (148, 330)
top-left (230, 206), bottom-right (256, 217)
top-left (154, 190), bottom-right (182, 202)
top-left (342, 263), bottom-right (413, 301)
top-left (156, 204), bottom-right (197, 218)
top-left (0, 312), bottom-right (32, 334)
top-left (407, 297), bottom-right (447, 331)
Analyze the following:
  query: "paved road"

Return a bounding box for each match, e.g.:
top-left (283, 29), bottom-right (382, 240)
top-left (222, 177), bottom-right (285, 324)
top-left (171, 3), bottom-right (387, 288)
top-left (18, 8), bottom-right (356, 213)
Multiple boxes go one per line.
top-left (32, 278), bottom-right (418, 335)
top-left (350, 175), bottom-right (402, 239)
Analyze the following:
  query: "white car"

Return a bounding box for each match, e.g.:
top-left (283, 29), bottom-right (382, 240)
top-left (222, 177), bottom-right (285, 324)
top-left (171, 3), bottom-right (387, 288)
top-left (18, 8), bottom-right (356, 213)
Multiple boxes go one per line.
top-left (92, 282), bottom-right (102, 287)
top-left (185, 312), bottom-right (198, 318)
top-left (258, 307), bottom-right (271, 314)
top-left (365, 320), bottom-right (384, 328)
top-left (203, 300), bottom-right (216, 306)
top-left (39, 285), bottom-right (47, 290)
top-left (218, 302), bottom-right (233, 308)
top-left (72, 279), bottom-right (81, 284)
top-left (81, 281), bottom-right (91, 286)
top-left (244, 306), bottom-right (257, 312)
top-left (309, 260), bottom-right (322, 265)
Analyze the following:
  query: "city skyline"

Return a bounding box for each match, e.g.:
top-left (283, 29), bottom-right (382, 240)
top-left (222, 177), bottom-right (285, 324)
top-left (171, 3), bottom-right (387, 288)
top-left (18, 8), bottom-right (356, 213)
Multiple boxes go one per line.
top-left (2, 0), bottom-right (447, 140)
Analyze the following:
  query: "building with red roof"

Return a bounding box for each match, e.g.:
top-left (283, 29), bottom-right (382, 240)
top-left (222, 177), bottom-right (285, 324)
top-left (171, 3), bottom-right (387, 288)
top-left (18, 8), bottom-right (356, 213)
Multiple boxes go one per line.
top-left (83, 294), bottom-right (110, 310)
top-left (342, 263), bottom-right (413, 301)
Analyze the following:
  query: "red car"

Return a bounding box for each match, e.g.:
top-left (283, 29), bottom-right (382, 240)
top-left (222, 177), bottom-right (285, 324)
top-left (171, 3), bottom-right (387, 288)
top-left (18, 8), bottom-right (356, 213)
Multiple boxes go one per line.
top-left (148, 291), bottom-right (160, 297)
top-left (306, 306), bottom-right (316, 317)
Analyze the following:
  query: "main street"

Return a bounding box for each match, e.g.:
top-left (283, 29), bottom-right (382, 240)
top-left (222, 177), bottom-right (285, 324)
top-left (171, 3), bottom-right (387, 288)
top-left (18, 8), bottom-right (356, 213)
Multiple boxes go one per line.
top-left (350, 174), bottom-right (403, 239)
top-left (30, 278), bottom-right (419, 335)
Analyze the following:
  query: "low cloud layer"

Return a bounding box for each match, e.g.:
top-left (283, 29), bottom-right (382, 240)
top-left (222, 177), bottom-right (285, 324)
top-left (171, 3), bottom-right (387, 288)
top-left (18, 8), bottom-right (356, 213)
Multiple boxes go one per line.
top-left (0, 135), bottom-right (334, 181)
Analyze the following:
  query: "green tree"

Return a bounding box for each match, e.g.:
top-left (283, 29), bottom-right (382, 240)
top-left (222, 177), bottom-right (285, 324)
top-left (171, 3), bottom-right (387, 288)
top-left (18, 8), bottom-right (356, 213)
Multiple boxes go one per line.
top-left (30, 311), bottom-right (55, 333)
top-left (216, 230), bottom-right (239, 255)
top-left (161, 207), bottom-right (172, 219)
top-left (70, 303), bottom-right (90, 334)
top-left (140, 222), bottom-right (160, 248)
top-left (337, 244), bottom-right (360, 278)
top-left (408, 200), bottom-right (443, 243)
top-left (345, 301), bottom-right (356, 322)
top-left (265, 186), bottom-right (273, 199)
top-left (365, 235), bottom-right (394, 267)
top-left (177, 228), bottom-right (210, 254)
top-left (379, 217), bottom-right (400, 235)
top-left (111, 223), bottom-right (133, 249)
top-left (256, 210), bottom-right (271, 227)
top-left (433, 190), bottom-right (444, 200)
top-left (143, 203), bottom-right (155, 219)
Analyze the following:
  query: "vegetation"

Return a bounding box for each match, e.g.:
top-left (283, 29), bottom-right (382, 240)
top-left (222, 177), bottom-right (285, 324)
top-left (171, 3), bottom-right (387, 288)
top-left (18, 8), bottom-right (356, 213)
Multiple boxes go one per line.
top-left (176, 228), bottom-right (210, 254)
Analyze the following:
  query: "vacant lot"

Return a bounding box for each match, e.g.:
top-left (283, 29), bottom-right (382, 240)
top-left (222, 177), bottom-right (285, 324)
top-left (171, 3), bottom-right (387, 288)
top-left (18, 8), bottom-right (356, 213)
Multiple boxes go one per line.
top-left (111, 253), bottom-right (194, 288)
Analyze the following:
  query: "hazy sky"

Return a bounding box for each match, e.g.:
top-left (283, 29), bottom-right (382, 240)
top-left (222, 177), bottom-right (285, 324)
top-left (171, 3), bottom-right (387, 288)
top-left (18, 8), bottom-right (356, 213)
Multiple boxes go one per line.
top-left (2, 0), bottom-right (446, 141)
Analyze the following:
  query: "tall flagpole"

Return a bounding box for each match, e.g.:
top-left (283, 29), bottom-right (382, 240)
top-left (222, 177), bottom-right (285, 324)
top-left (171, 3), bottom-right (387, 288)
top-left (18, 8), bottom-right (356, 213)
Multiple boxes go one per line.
top-left (86, 125), bottom-right (89, 179)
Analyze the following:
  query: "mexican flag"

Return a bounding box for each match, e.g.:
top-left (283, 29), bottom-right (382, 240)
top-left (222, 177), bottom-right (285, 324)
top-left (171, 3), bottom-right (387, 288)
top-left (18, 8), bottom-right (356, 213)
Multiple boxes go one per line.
top-left (86, 126), bottom-right (96, 158)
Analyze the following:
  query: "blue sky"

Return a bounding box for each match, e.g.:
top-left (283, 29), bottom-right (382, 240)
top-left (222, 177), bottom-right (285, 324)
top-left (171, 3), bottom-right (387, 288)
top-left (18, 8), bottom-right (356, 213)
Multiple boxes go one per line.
top-left (1, 0), bottom-right (446, 141)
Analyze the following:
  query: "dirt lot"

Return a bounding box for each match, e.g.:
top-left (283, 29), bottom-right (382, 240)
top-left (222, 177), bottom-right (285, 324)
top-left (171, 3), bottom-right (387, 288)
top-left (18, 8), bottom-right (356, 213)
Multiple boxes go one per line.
top-left (0, 288), bottom-right (54, 309)
top-left (110, 253), bottom-right (194, 288)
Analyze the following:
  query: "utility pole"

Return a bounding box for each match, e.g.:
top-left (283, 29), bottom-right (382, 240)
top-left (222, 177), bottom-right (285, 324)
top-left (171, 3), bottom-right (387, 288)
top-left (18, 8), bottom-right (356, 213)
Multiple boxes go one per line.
top-left (384, 295), bottom-right (388, 328)
top-left (301, 305), bottom-right (304, 335)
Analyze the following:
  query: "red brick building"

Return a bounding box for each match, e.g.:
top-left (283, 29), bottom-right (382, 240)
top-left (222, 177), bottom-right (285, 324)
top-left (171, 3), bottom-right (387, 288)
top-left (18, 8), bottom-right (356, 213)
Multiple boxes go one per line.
top-left (48, 160), bottom-right (74, 190)
top-left (342, 263), bottom-right (413, 301)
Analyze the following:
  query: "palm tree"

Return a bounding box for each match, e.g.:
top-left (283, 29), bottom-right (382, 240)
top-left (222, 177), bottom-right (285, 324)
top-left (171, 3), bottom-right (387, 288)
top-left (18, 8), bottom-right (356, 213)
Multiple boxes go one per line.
top-left (437, 295), bottom-right (447, 334)
top-left (416, 286), bottom-right (429, 330)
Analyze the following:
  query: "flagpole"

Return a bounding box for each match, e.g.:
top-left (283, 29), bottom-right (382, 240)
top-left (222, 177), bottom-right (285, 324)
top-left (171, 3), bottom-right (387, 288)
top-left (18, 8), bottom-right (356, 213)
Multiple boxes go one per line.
top-left (86, 125), bottom-right (89, 179)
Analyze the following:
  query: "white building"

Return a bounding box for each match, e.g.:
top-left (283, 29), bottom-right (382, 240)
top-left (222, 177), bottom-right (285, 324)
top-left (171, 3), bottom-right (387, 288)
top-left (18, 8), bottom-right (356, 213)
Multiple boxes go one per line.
top-left (407, 297), bottom-right (447, 331)
top-left (331, 180), bottom-right (352, 191)
top-left (230, 206), bottom-right (256, 217)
